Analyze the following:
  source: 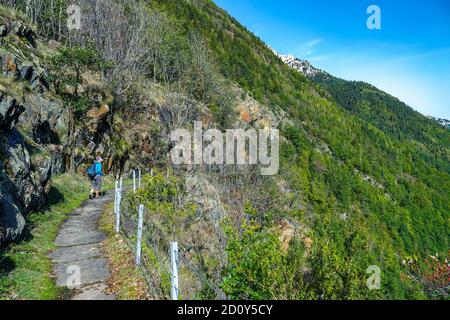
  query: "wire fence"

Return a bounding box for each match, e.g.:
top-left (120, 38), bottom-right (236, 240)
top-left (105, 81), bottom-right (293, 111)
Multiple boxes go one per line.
top-left (114, 169), bottom-right (225, 300)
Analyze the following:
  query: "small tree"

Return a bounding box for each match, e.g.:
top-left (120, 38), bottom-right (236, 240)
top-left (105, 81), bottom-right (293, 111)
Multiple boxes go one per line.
top-left (51, 45), bottom-right (104, 95)
top-left (221, 203), bottom-right (307, 299)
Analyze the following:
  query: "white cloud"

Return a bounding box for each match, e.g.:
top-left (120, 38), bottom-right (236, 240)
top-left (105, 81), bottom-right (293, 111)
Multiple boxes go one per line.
top-left (308, 54), bottom-right (339, 62)
top-left (296, 38), bottom-right (323, 58)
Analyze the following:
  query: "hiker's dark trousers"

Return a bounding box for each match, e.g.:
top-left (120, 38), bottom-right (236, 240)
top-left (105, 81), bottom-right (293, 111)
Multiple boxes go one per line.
top-left (92, 175), bottom-right (103, 191)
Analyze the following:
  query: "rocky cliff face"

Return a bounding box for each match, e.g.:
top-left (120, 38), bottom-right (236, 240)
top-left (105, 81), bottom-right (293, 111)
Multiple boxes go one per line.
top-left (0, 15), bottom-right (55, 244)
top-left (0, 14), bottom-right (115, 245)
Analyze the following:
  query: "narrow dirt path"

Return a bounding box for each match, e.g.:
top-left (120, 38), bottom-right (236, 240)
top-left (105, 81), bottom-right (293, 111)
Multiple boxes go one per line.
top-left (49, 190), bottom-right (115, 300)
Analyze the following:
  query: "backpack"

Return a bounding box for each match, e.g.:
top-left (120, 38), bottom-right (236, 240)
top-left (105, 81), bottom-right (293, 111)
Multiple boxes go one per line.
top-left (86, 164), bottom-right (96, 179)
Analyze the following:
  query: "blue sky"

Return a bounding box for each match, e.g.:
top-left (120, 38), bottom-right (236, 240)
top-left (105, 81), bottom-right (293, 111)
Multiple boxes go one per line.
top-left (214, 0), bottom-right (450, 119)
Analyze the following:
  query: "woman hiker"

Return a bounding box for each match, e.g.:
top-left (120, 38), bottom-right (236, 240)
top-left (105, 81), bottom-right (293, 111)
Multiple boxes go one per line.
top-left (89, 155), bottom-right (105, 199)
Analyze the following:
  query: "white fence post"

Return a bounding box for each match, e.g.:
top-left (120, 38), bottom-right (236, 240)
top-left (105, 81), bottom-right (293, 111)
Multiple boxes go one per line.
top-left (170, 242), bottom-right (179, 300)
top-left (115, 180), bottom-right (120, 233)
top-left (114, 180), bottom-right (118, 216)
top-left (150, 168), bottom-right (153, 177)
top-left (135, 204), bottom-right (144, 265)
top-left (133, 170), bottom-right (136, 193)
top-left (138, 169), bottom-right (141, 189)
top-left (119, 176), bottom-right (123, 212)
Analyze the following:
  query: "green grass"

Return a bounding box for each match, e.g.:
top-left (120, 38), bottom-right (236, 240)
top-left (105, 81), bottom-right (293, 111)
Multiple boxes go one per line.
top-left (102, 175), bottom-right (117, 191)
top-left (0, 173), bottom-right (89, 300)
top-left (98, 202), bottom-right (150, 300)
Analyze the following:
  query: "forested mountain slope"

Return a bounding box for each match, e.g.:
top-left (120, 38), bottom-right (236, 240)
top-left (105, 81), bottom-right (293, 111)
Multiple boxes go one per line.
top-left (155, 0), bottom-right (450, 298)
top-left (311, 73), bottom-right (450, 149)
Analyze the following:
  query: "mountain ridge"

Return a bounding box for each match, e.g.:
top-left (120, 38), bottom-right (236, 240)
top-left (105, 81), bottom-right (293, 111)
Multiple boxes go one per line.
top-left (270, 49), bottom-right (450, 149)
top-left (428, 116), bottom-right (450, 129)
top-left (274, 49), bottom-right (449, 125)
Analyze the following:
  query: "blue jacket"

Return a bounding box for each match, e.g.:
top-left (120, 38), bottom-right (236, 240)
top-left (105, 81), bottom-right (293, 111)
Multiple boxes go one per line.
top-left (95, 162), bottom-right (104, 176)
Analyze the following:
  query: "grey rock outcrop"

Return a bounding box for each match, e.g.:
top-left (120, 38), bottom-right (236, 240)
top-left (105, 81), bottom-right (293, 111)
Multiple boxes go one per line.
top-left (0, 93), bottom-right (25, 129)
top-left (0, 15), bottom-right (36, 46)
top-left (0, 24), bottom-right (6, 37)
top-left (0, 91), bottom-right (63, 245)
top-left (185, 174), bottom-right (226, 226)
top-left (0, 163), bottom-right (25, 244)
top-left (0, 16), bottom-right (116, 245)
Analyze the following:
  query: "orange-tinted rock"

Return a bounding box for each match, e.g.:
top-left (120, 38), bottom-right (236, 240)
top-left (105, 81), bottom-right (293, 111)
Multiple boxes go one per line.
top-left (87, 104), bottom-right (110, 120)
top-left (278, 218), bottom-right (297, 252)
top-left (240, 110), bottom-right (251, 123)
top-left (5, 55), bottom-right (16, 73)
top-left (303, 236), bottom-right (313, 250)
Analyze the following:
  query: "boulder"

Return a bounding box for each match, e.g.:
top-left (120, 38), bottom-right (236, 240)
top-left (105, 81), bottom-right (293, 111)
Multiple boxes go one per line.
top-left (0, 188), bottom-right (25, 246)
top-left (22, 94), bottom-right (69, 145)
top-left (2, 54), bottom-right (17, 78)
top-left (0, 93), bottom-right (25, 131)
top-left (87, 141), bottom-right (96, 154)
top-left (185, 175), bottom-right (225, 226)
top-left (235, 93), bottom-right (284, 129)
top-left (3, 128), bottom-right (46, 212)
top-left (5, 56), bottom-right (48, 93)
top-left (158, 106), bottom-right (172, 125)
top-left (49, 146), bottom-right (65, 176)
top-left (274, 218), bottom-right (311, 253)
top-left (86, 104), bottom-right (110, 134)
top-left (17, 175), bottom-right (45, 212)
top-left (0, 159), bottom-right (25, 246)
top-left (5, 129), bottom-right (30, 178)
top-left (9, 20), bottom-right (36, 47)
top-left (277, 218), bottom-right (297, 252)
top-left (3, 135), bottom-right (49, 213)
top-left (32, 119), bottom-right (53, 144)
top-left (19, 62), bottom-right (33, 81)
top-left (32, 154), bottom-right (52, 185)
top-left (86, 104), bottom-right (110, 120)
top-left (29, 67), bottom-right (48, 92)
top-left (0, 25), bottom-right (6, 37)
